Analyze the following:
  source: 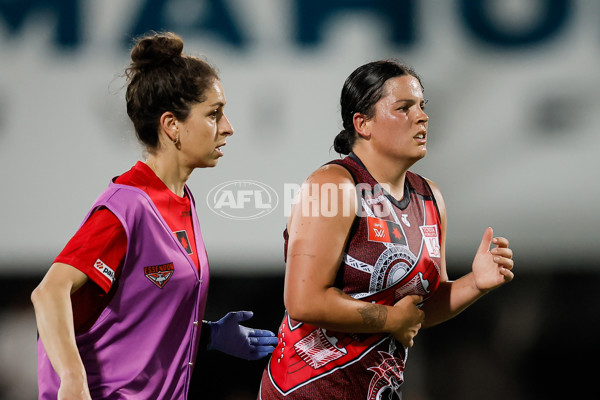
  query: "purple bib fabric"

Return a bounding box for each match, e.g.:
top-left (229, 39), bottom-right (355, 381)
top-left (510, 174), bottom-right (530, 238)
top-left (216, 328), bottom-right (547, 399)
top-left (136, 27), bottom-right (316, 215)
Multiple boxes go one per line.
top-left (38, 183), bottom-right (210, 399)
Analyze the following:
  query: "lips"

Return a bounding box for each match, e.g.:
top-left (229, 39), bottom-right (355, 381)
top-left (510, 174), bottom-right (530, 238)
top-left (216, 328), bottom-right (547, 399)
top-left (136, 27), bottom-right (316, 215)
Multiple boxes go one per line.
top-left (216, 143), bottom-right (226, 155)
top-left (414, 131), bottom-right (427, 144)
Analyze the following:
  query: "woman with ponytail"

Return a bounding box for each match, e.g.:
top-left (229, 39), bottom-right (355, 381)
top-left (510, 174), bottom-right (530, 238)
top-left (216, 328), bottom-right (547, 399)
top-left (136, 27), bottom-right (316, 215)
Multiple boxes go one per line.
top-left (259, 60), bottom-right (514, 399)
top-left (31, 32), bottom-right (277, 400)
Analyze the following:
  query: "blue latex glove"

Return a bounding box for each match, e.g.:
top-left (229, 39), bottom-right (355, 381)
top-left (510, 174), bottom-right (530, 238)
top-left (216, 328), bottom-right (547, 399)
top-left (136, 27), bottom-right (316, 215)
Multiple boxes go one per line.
top-left (207, 311), bottom-right (278, 360)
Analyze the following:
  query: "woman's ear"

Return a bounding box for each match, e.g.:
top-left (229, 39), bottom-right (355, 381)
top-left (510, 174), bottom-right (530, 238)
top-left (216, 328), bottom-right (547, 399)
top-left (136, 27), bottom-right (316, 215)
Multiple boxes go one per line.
top-left (353, 113), bottom-right (371, 140)
top-left (159, 111), bottom-right (179, 143)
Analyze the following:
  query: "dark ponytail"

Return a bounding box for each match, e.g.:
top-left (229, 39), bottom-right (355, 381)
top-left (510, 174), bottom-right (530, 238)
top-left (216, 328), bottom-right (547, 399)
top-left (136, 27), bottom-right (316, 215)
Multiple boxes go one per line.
top-left (334, 60), bottom-right (422, 155)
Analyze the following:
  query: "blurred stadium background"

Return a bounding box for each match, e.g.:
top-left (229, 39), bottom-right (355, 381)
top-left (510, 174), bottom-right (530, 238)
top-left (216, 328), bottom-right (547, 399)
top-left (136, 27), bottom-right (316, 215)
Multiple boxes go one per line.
top-left (0, 0), bottom-right (598, 398)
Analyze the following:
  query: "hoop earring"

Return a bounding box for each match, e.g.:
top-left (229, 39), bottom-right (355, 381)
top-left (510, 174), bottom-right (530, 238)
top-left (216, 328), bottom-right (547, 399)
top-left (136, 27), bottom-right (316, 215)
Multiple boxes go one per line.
top-left (173, 136), bottom-right (181, 150)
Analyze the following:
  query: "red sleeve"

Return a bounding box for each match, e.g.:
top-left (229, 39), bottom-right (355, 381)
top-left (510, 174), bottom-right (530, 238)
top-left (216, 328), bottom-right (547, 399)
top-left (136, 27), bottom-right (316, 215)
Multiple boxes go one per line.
top-left (55, 208), bottom-right (127, 293)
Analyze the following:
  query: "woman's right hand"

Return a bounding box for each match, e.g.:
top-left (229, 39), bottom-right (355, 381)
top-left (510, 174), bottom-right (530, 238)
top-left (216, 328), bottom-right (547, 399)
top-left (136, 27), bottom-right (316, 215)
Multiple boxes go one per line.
top-left (57, 374), bottom-right (92, 400)
top-left (389, 294), bottom-right (425, 347)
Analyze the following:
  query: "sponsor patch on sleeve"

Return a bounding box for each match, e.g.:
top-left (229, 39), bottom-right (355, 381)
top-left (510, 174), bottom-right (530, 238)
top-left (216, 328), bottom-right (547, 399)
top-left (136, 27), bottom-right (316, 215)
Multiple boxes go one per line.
top-left (94, 259), bottom-right (116, 285)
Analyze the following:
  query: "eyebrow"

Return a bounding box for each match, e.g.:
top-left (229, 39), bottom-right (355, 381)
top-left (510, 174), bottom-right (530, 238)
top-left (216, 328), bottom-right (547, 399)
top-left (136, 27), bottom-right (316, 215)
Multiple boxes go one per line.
top-left (392, 98), bottom-right (427, 106)
top-left (208, 101), bottom-right (225, 108)
top-left (393, 98), bottom-right (423, 103)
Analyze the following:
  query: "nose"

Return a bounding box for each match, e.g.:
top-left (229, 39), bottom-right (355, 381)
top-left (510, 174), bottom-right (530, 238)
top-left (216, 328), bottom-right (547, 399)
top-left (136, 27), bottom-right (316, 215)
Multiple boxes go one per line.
top-left (417, 107), bottom-right (429, 124)
top-left (220, 114), bottom-right (234, 136)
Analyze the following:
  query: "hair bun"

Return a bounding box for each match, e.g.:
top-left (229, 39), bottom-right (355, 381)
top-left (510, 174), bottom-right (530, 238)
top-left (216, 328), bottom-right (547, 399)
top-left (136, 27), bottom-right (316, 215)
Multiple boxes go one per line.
top-left (333, 129), bottom-right (353, 155)
top-left (130, 32), bottom-right (184, 71)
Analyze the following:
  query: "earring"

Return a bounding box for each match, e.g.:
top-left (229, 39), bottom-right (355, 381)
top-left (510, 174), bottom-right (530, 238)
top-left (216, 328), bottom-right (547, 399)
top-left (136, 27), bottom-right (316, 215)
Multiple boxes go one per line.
top-left (173, 136), bottom-right (181, 150)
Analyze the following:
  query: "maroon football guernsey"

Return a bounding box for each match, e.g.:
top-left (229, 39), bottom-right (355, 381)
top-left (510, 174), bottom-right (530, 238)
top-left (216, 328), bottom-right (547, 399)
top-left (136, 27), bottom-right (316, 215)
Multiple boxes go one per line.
top-left (259, 153), bottom-right (442, 400)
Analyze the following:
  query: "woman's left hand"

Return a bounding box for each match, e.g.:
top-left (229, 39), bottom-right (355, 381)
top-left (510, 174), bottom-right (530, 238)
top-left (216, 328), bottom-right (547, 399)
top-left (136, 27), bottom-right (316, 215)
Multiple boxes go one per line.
top-left (471, 227), bottom-right (514, 292)
top-left (207, 311), bottom-right (279, 360)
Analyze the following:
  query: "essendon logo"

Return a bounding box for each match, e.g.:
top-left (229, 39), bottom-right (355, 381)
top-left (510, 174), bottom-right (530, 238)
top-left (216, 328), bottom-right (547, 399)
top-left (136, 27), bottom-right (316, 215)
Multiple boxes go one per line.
top-left (144, 263), bottom-right (175, 288)
top-left (367, 216), bottom-right (406, 245)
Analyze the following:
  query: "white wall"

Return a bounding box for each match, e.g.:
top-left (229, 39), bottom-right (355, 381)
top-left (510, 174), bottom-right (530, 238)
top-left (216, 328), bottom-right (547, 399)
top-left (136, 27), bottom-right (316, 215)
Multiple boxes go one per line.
top-left (1, 0), bottom-right (597, 274)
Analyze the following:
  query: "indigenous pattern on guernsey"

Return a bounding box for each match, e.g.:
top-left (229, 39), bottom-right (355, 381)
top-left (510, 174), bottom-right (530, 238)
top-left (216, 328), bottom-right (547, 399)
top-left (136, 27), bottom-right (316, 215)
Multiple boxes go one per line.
top-left (260, 153), bottom-right (442, 400)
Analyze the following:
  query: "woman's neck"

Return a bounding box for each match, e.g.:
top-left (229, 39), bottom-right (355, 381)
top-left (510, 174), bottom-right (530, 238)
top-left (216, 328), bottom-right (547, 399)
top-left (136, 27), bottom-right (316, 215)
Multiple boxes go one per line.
top-left (144, 155), bottom-right (191, 198)
top-left (352, 147), bottom-right (411, 201)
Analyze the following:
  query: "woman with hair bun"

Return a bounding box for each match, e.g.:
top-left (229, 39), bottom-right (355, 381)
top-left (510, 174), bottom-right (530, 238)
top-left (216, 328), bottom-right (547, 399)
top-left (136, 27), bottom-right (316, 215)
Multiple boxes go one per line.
top-left (259, 60), bottom-right (514, 399)
top-left (31, 32), bottom-right (277, 400)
